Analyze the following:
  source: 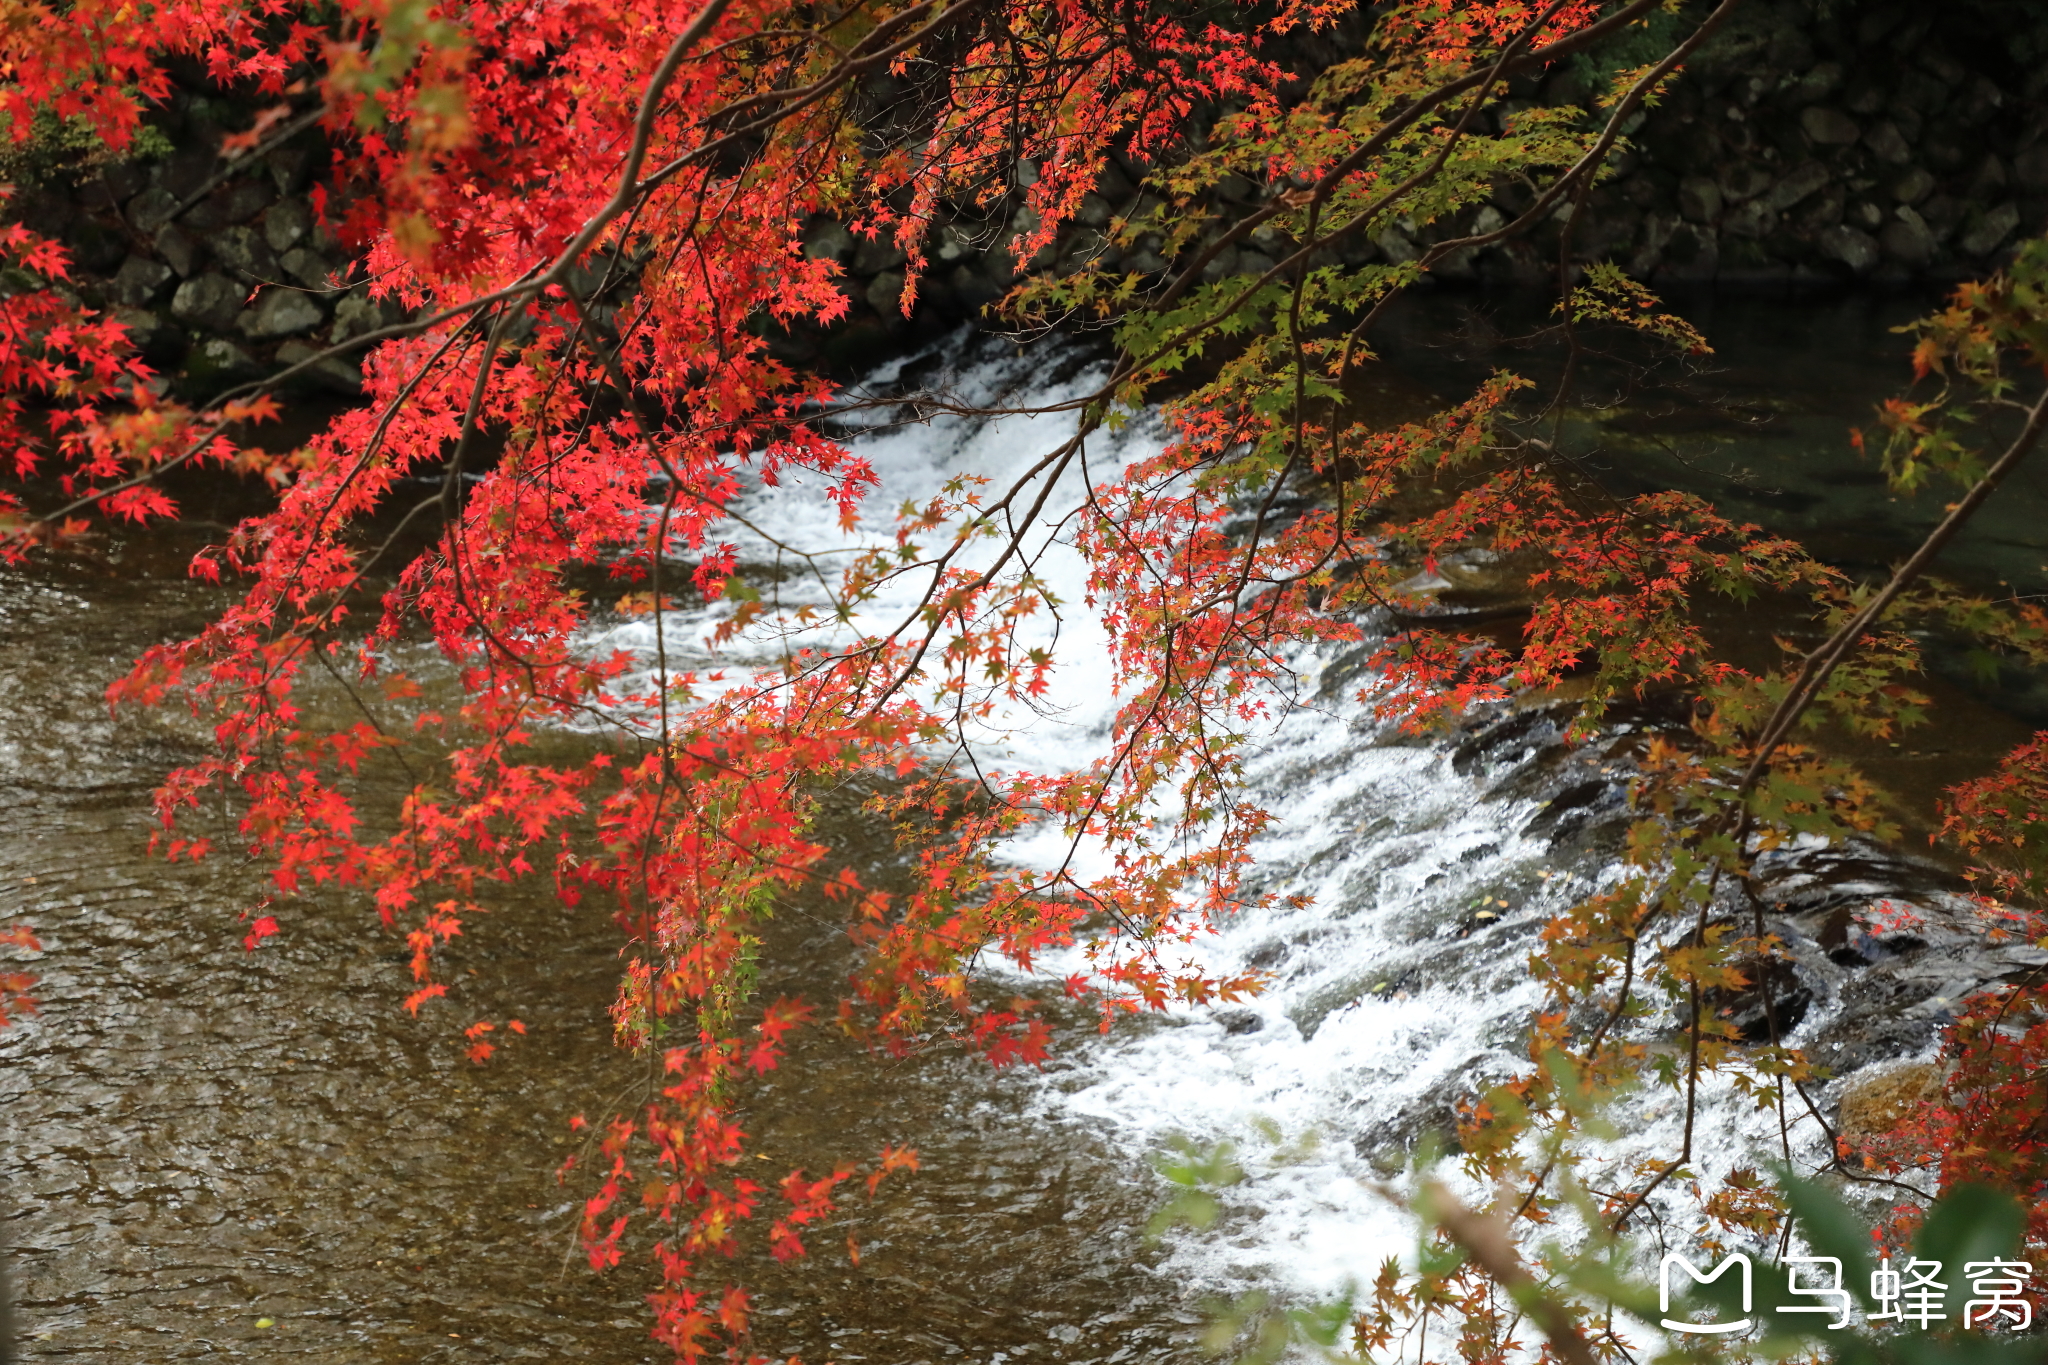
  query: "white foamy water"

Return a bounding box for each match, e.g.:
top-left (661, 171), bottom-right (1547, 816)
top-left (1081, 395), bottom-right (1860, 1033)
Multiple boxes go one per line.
top-left (580, 336), bottom-right (1838, 1317)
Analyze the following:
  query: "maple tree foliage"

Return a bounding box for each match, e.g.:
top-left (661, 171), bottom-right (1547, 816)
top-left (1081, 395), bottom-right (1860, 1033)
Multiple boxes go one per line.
top-left (7, 0), bottom-right (2048, 1356)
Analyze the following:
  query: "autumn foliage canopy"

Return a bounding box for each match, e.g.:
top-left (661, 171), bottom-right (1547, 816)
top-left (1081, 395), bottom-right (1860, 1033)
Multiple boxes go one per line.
top-left (6, 0), bottom-right (2048, 1357)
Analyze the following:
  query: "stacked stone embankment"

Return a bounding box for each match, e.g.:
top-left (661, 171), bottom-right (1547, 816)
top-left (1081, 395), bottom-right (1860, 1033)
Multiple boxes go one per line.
top-left (14, 0), bottom-right (2048, 388)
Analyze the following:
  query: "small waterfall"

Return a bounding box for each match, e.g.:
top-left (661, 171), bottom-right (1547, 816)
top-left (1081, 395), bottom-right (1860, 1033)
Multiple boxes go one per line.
top-left (582, 332), bottom-right (2018, 1317)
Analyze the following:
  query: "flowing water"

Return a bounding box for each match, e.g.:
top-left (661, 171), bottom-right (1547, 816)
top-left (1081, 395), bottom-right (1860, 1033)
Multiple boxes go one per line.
top-left (6, 288), bottom-right (2046, 1361)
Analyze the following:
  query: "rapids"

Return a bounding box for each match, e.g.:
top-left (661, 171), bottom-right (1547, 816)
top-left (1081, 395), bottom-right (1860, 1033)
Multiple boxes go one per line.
top-left (6, 289), bottom-right (2043, 1361)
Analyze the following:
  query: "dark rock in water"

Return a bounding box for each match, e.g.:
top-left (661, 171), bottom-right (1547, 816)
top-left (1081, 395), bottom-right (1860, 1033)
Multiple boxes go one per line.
top-left (1212, 1009), bottom-right (1263, 1036)
top-left (1708, 951), bottom-right (1814, 1043)
top-left (170, 272), bottom-right (243, 332)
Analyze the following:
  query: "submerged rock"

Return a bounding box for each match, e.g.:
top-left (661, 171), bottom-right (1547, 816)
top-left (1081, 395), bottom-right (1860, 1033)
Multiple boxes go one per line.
top-left (1835, 1059), bottom-right (1939, 1136)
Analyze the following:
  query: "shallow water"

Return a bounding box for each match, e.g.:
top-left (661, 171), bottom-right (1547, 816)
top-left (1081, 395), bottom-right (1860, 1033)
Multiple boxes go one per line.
top-left (0, 546), bottom-right (1203, 1363)
top-left (5, 291), bottom-right (2040, 1361)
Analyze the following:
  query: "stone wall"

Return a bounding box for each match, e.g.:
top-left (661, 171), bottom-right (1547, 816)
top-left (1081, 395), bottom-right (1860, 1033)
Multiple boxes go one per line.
top-left (799, 0), bottom-right (2048, 359)
top-left (14, 0), bottom-right (2048, 389)
top-left (10, 91), bottom-right (381, 401)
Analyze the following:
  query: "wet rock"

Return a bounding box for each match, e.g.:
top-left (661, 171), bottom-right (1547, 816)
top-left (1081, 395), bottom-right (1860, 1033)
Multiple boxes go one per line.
top-left (1819, 224), bottom-right (1880, 273)
top-left (212, 225), bottom-right (279, 283)
top-left (275, 339), bottom-right (362, 396)
top-left (263, 200), bottom-right (314, 253)
top-left (1864, 120), bottom-right (1913, 165)
top-left (1677, 175), bottom-right (1722, 222)
top-left (1761, 162), bottom-right (1830, 214)
top-left (1712, 953), bottom-right (1814, 1043)
top-left (237, 288), bottom-right (325, 339)
top-left (1957, 202), bottom-right (2020, 256)
top-left (1212, 1008), bottom-right (1263, 1036)
top-left (109, 255), bottom-right (174, 308)
top-left (1835, 1060), bottom-right (1939, 1136)
top-left (170, 272), bottom-right (243, 332)
top-left (1801, 106), bottom-right (1860, 146)
top-left (153, 225), bottom-right (203, 277)
top-left (1879, 208), bottom-right (1937, 267)
top-left (126, 187), bottom-right (179, 236)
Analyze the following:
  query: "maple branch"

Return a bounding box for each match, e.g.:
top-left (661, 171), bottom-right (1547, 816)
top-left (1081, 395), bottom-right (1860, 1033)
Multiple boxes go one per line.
top-left (1324, 0), bottom-right (1742, 371)
top-left (1419, 1182), bottom-right (1597, 1365)
top-left (1737, 379), bottom-right (2048, 795)
top-left (1137, 0), bottom-right (1668, 333)
top-left (168, 102), bottom-right (330, 226)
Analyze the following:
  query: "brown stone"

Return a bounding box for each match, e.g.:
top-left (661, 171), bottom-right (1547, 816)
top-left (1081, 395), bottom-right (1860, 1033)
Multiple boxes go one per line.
top-left (1836, 1061), bottom-right (1940, 1137)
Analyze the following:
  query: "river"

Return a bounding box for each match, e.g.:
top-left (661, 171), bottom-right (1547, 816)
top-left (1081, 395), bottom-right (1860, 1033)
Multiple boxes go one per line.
top-left (5, 286), bottom-right (2042, 1361)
